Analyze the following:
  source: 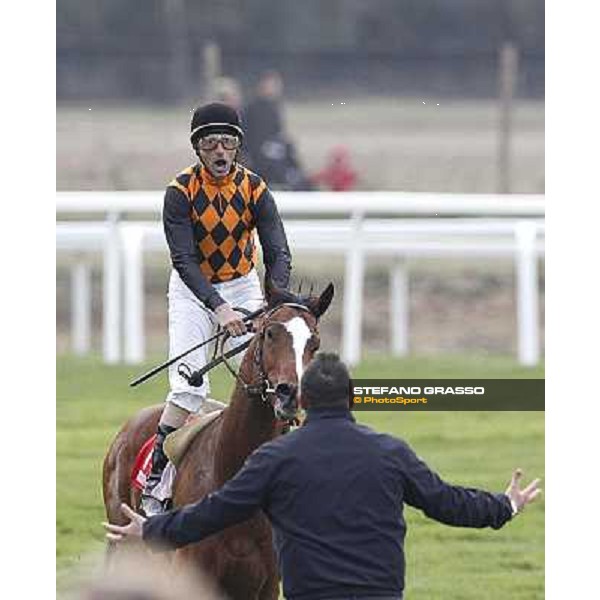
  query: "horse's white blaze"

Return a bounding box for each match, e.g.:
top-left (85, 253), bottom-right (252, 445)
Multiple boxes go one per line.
top-left (283, 317), bottom-right (312, 383)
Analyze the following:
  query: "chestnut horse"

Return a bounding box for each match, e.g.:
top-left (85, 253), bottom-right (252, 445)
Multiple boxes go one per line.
top-left (102, 283), bottom-right (334, 600)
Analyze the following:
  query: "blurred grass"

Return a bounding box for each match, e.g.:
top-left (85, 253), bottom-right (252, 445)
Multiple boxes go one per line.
top-left (57, 354), bottom-right (543, 598)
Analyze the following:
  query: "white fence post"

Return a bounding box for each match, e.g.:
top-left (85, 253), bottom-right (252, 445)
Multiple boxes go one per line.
top-left (390, 258), bottom-right (409, 356)
top-left (515, 221), bottom-right (539, 365)
top-left (70, 260), bottom-right (91, 355)
top-left (57, 192), bottom-right (545, 366)
top-left (122, 226), bottom-right (146, 364)
top-left (103, 212), bottom-right (121, 364)
top-left (342, 212), bottom-right (365, 366)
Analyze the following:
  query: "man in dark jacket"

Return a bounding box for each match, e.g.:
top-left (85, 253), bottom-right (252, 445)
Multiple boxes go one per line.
top-left (105, 354), bottom-right (541, 600)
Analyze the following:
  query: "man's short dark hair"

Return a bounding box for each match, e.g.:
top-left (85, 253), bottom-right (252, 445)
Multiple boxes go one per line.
top-left (301, 353), bottom-right (351, 409)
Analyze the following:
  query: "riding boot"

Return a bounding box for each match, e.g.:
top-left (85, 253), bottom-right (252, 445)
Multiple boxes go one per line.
top-left (141, 423), bottom-right (177, 517)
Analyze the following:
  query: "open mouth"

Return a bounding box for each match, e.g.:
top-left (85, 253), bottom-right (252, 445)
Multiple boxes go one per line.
top-left (213, 158), bottom-right (228, 170)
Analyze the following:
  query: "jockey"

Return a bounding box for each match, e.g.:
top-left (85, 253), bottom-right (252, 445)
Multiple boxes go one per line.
top-left (141, 102), bottom-right (292, 517)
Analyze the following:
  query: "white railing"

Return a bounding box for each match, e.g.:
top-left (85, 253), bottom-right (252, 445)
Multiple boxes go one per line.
top-left (56, 191), bottom-right (545, 366)
top-left (56, 190), bottom-right (545, 217)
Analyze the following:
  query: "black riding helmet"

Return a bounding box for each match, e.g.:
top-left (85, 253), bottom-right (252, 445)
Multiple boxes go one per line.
top-left (190, 102), bottom-right (244, 148)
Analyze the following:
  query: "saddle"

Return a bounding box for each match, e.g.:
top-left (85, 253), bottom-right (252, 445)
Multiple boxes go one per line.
top-left (164, 408), bottom-right (223, 466)
top-left (131, 405), bottom-right (224, 491)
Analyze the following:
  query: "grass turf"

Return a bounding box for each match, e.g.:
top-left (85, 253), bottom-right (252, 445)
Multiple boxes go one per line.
top-left (57, 353), bottom-right (544, 598)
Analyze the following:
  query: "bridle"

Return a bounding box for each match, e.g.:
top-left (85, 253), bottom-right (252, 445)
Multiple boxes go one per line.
top-left (220, 302), bottom-right (316, 407)
top-left (175, 301), bottom-right (317, 428)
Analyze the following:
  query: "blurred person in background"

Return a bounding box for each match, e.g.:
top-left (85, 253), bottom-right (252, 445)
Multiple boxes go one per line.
top-left (312, 146), bottom-right (358, 191)
top-left (213, 77), bottom-right (250, 165)
top-left (243, 70), bottom-right (284, 161)
top-left (141, 102), bottom-right (291, 517)
top-left (75, 547), bottom-right (222, 600)
top-left (243, 70), bottom-right (313, 190)
top-left (213, 76), bottom-right (243, 113)
top-left (107, 353), bottom-right (541, 600)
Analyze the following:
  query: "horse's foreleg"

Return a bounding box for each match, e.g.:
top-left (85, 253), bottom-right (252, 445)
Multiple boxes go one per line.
top-left (258, 569), bottom-right (280, 600)
top-left (258, 544), bottom-right (280, 600)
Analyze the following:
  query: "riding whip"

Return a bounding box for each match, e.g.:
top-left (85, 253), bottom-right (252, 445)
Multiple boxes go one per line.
top-left (129, 306), bottom-right (265, 387)
top-left (178, 337), bottom-right (253, 387)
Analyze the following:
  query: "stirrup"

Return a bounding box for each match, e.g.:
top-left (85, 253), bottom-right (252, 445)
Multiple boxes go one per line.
top-left (140, 494), bottom-right (169, 518)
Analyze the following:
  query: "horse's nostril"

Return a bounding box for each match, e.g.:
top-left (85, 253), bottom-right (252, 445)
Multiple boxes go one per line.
top-left (275, 383), bottom-right (296, 398)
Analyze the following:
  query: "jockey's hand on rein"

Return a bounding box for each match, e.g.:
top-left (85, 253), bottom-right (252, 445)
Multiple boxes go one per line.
top-left (215, 303), bottom-right (247, 337)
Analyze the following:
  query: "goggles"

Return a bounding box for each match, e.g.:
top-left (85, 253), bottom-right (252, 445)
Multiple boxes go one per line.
top-left (198, 134), bottom-right (241, 151)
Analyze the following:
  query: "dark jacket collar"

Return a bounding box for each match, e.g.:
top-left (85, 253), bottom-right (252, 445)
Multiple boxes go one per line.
top-left (304, 406), bottom-right (355, 424)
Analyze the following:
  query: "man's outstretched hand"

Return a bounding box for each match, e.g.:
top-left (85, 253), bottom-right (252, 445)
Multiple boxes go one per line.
top-left (505, 468), bottom-right (542, 515)
top-left (103, 503), bottom-right (147, 543)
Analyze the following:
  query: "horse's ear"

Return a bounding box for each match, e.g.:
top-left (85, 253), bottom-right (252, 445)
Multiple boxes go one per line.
top-left (309, 283), bottom-right (335, 319)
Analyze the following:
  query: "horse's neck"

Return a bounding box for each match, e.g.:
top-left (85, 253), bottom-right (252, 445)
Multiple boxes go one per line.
top-left (214, 361), bottom-right (277, 485)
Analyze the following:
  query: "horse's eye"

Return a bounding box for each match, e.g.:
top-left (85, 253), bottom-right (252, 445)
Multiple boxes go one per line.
top-left (308, 337), bottom-right (320, 352)
top-left (266, 328), bottom-right (274, 340)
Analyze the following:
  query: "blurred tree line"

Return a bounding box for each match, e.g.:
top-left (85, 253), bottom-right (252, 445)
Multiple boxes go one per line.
top-left (57, 0), bottom-right (544, 102)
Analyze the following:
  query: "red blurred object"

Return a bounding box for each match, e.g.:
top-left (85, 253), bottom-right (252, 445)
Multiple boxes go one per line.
top-left (313, 146), bottom-right (358, 191)
top-left (131, 434), bottom-right (157, 491)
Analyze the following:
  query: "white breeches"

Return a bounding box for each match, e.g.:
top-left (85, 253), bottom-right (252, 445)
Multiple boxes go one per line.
top-left (165, 268), bottom-right (264, 413)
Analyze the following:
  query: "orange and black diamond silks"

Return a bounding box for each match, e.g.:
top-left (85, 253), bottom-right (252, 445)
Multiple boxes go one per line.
top-left (168, 164), bottom-right (268, 283)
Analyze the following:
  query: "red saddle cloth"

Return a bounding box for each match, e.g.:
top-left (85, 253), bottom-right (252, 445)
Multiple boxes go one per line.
top-left (131, 435), bottom-right (157, 491)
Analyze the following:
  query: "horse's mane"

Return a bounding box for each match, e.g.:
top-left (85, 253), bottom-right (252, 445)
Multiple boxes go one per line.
top-left (265, 282), bottom-right (317, 310)
top-left (266, 288), bottom-right (314, 311)
top-left (265, 279), bottom-right (334, 321)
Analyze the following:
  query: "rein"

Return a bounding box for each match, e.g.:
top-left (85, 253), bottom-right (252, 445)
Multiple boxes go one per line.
top-left (178, 302), bottom-right (313, 431)
top-left (221, 302), bottom-right (314, 404)
top-left (129, 306), bottom-right (266, 387)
